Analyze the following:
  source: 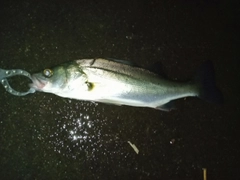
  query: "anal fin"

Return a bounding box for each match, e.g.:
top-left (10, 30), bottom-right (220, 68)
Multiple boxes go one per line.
top-left (156, 101), bottom-right (176, 111)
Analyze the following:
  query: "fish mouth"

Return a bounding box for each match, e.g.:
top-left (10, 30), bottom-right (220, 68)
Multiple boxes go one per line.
top-left (29, 75), bottom-right (47, 91)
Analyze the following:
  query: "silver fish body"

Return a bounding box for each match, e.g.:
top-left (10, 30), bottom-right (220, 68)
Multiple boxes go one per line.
top-left (30, 58), bottom-right (222, 111)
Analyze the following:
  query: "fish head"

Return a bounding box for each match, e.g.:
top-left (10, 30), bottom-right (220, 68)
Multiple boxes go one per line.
top-left (30, 63), bottom-right (88, 94)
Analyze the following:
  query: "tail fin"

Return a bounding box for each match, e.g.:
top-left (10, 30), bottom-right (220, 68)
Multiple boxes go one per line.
top-left (195, 61), bottom-right (223, 103)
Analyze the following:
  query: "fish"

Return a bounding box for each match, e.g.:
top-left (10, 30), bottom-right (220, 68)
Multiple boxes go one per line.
top-left (30, 58), bottom-right (223, 111)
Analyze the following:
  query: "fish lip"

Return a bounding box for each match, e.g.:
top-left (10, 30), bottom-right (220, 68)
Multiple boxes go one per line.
top-left (29, 75), bottom-right (47, 91)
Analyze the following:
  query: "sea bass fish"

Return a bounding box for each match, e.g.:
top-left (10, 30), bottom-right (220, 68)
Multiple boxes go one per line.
top-left (30, 58), bottom-right (223, 111)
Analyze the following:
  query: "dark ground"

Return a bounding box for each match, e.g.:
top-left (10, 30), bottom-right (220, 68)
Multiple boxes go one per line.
top-left (0, 0), bottom-right (239, 179)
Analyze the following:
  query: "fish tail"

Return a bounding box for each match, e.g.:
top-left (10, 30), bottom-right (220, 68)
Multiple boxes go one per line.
top-left (195, 61), bottom-right (223, 103)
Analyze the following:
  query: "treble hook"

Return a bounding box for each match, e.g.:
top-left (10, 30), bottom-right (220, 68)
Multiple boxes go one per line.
top-left (0, 68), bottom-right (35, 96)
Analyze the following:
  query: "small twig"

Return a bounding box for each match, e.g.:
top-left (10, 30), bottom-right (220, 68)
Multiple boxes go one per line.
top-left (202, 168), bottom-right (207, 180)
top-left (127, 141), bottom-right (139, 154)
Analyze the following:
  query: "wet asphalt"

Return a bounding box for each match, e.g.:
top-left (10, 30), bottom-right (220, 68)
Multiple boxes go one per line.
top-left (0, 1), bottom-right (239, 179)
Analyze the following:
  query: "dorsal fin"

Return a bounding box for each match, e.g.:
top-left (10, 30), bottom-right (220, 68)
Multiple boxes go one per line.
top-left (105, 58), bottom-right (139, 67)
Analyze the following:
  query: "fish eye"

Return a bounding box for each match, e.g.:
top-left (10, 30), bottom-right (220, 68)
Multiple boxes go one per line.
top-left (43, 69), bottom-right (53, 77)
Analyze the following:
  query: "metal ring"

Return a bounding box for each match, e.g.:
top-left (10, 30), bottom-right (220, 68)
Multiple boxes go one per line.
top-left (0, 68), bottom-right (35, 96)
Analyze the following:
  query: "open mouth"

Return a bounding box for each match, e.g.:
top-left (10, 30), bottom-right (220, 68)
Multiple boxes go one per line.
top-left (29, 75), bottom-right (47, 91)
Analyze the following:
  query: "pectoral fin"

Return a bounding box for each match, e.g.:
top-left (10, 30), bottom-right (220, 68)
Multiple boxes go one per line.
top-left (86, 82), bottom-right (94, 91)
